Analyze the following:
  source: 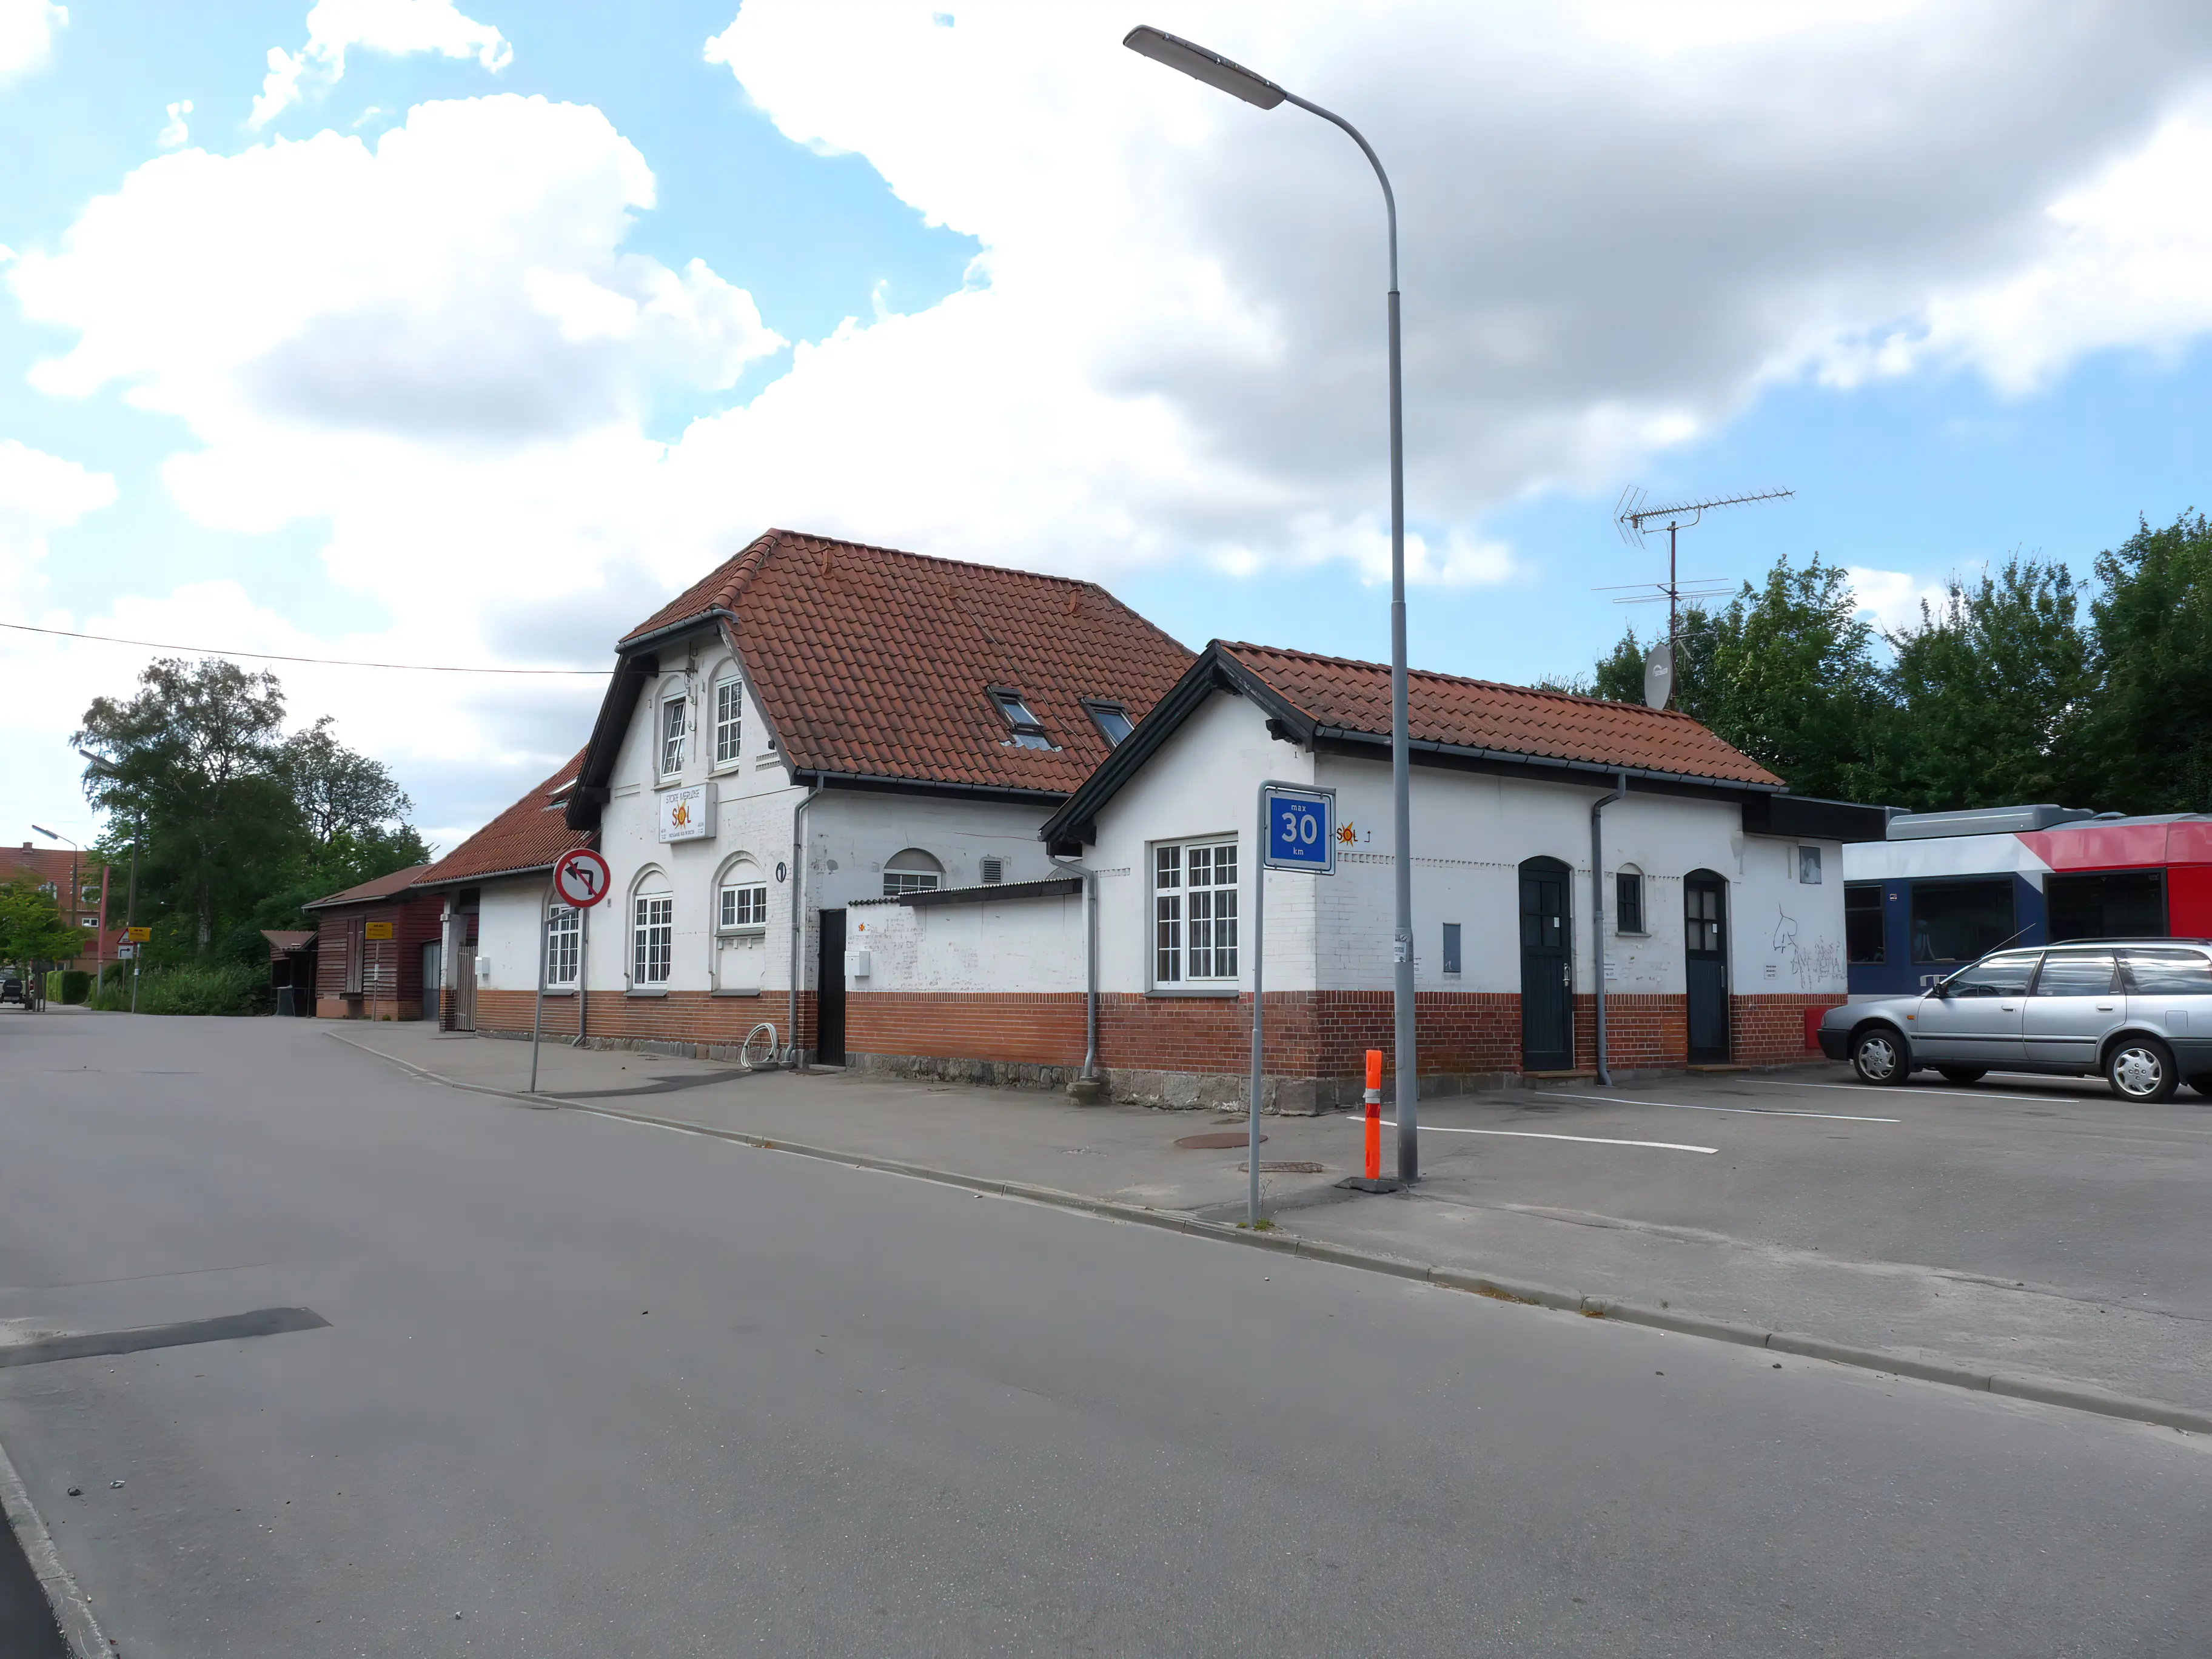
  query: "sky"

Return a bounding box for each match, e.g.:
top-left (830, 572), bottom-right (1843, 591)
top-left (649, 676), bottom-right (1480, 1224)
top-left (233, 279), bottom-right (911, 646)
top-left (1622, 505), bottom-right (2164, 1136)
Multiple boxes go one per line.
top-left (7, 0), bottom-right (2212, 858)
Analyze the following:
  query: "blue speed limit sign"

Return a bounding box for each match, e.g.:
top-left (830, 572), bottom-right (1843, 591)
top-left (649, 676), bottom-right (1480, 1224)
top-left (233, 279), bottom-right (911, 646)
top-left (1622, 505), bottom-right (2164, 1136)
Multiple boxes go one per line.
top-left (1262, 786), bottom-right (1336, 873)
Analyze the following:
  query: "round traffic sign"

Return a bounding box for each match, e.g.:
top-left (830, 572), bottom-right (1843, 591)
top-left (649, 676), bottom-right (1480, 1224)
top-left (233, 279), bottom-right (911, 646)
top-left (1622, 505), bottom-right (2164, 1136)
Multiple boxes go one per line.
top-left (553, 846), bottom-right (612, 908)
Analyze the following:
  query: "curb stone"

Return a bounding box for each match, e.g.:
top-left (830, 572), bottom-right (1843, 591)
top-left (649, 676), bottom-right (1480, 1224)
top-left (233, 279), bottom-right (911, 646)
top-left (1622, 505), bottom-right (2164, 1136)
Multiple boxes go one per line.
top-left (0, 1435), bottom-right (107, 1659)
top-left (338, 1032), bottom-right (2212, 1439)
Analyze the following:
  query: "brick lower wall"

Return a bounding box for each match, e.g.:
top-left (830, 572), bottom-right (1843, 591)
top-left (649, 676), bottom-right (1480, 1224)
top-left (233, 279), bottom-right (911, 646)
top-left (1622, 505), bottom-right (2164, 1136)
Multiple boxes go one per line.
top-left (469, 988), bottom-right (811, 1061)
top-left (315, 995), bottom-right (424, 1021)
top-left (1729, 991), bottom-right (1841, 1065)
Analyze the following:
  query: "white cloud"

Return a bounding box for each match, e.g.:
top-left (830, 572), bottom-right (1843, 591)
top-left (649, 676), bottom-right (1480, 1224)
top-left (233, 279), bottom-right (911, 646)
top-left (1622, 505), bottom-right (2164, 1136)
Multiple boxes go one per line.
top-left (0, 0), bottom-right (62, 84)
top-left (0, 438), bottom-right (116, 605)
top-left (251, 0), bottom-right (511, 129)
top-left (156, 98), bottom-right (192, 149)
top-left (1846, 567), bottom-right (1952, 634)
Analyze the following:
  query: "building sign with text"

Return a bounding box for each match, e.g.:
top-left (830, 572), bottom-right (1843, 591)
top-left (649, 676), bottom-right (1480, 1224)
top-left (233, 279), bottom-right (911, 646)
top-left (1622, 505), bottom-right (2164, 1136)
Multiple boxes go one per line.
top-left (659, 784), bottom-right (712, 843)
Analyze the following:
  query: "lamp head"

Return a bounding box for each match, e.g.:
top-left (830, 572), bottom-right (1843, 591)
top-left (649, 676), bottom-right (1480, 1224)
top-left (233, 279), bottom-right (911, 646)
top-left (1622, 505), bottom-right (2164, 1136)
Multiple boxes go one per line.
top-left (1122, 25), bottom-right (1285, 109)
top-left (31, 824), bottom-right (58, 840)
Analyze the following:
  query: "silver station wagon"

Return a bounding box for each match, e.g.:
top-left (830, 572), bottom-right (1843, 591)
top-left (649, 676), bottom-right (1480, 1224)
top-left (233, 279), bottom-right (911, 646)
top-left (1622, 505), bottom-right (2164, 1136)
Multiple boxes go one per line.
top-left (1817, 939), bottom-right (2212, 1102)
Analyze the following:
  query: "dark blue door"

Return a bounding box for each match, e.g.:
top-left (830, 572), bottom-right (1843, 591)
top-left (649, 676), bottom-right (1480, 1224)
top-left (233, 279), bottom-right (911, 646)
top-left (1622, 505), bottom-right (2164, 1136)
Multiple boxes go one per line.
top-left (1686, 872), bottom-right (1729, 1063)
top-left (1520, 860), bottom-right (1573, 1071)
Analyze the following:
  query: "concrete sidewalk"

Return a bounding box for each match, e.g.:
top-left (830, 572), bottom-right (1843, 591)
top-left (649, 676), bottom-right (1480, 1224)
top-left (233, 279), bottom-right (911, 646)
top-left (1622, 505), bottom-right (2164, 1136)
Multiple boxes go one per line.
top-left (327, 1023), bottom-right (2212, 1424)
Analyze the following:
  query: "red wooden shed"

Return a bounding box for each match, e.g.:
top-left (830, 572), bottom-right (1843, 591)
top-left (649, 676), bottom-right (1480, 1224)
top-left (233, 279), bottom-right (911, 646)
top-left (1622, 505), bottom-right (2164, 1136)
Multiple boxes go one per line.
top-left (304, 865), bottom-right (441, 1021)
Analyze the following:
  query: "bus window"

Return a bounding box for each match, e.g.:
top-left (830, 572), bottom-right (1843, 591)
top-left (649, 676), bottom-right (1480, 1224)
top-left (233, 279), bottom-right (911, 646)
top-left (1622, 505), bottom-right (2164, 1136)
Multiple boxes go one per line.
top-left (2046, 870), bottom-right (2166, 942)
top-left (1845, 883), bottom-right (1885, 964)
top-left (1910, 878), bottom-right (2014, 964)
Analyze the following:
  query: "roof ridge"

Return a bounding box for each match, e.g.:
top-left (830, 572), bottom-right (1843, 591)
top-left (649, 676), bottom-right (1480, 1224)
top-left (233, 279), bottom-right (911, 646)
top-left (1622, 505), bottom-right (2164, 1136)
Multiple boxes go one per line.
top-left (1218, 640), bottom-right (1698, 723)
top-left (762, 529), bottom-right (1110, 591)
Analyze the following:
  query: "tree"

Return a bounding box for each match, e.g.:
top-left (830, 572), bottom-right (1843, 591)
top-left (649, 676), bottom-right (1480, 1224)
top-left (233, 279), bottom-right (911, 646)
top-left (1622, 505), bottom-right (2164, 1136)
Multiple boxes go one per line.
top-left (76, 659), bottom-right (301, 953)
top-left (1588, 556), bottom-right (1888, 801)
top-left (280, 716), bottom-right (415, 847)
top-left (2070, 512), bottom-right (2212, 814)
top-left (0, 877), bottom-right (87, 975)
top-left (1883, 558), bottom-right (2093, 813)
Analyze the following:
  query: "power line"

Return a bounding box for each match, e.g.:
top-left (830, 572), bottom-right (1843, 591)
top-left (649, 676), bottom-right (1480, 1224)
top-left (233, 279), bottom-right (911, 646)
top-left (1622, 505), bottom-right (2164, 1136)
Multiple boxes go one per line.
top-left (0, 618), bottom-right (606, 676)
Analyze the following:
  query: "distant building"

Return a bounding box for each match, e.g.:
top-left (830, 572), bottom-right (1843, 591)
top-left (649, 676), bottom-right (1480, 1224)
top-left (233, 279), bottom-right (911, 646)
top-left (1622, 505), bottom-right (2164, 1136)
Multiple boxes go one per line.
top-left (303, 864), bottom-right (439, 1021)
top-left (3, 842), bottom-right (120, 973)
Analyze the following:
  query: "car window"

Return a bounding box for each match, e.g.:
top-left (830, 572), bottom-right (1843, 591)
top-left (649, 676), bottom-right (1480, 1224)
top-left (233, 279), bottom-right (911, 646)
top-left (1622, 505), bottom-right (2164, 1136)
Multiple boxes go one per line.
top-left (1941, 954), bottom-right (2039, 997)
top-left (2122, 951), bottom-right (2212, 995)
top-left (2033, 953), bottom-right (2116, 996)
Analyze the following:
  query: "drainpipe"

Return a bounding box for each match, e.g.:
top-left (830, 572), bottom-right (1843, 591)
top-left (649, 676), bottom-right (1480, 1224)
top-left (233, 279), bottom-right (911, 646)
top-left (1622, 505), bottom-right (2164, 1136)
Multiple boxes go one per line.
top-left (786, 781), bottom-right (822, 1067)
top-left (1048, 846), bottom-right (1102, 1098)
top-left (1590, 770), bottom-right (1628, 1085)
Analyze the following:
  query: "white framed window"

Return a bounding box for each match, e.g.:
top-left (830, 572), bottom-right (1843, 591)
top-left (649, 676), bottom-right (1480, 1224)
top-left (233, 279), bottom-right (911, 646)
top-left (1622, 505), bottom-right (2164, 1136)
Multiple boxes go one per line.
top-left (714, 676), bottom-right (743, 766)
top-left (719, 879), bottom-right (768, 930)
top-left (660, 695), bottom-right (687, 776)
top-left (632, 892), bottom-right (673, 985)
top-left (1154, 838), bottom-right (1238, 983)
top-left (883, 847), bottom-right (943, 897)
top-left (546, 904), bottom-right (580, 987)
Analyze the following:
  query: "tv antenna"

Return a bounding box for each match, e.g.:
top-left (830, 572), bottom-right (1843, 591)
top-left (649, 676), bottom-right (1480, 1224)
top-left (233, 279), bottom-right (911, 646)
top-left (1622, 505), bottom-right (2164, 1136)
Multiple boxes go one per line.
top-left (1600, 486), bottom-right (1793, 708)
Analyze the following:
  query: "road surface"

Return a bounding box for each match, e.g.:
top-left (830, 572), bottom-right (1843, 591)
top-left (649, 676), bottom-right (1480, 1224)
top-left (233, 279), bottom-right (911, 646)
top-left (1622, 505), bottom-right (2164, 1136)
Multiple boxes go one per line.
top-left (2, 1012), bottom-right (2207, 1655)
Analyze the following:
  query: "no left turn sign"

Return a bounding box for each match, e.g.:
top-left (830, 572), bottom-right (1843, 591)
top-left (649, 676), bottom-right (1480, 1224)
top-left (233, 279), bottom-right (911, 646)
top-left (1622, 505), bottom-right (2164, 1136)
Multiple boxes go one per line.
top-left (553, 847), bottom-right (612, 908)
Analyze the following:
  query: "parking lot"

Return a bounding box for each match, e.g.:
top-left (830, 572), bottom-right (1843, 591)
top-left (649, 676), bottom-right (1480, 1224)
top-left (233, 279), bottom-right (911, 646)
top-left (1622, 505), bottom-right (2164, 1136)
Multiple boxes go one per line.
top-left (1284, 1062), bottom-right (2212, 1412)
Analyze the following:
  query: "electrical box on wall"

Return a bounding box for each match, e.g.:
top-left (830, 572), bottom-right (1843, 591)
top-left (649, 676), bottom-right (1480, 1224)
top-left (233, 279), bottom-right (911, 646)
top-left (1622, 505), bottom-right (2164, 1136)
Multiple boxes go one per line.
top-left (850, 950), bottom-right (872, 979)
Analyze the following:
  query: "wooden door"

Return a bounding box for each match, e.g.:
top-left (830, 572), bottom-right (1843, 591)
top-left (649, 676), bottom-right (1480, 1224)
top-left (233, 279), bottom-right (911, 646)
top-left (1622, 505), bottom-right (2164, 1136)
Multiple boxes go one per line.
top-left (1519, 860), bottom-right (1574, 1071)
top-left (453, 947), bottom-right (476, 1031)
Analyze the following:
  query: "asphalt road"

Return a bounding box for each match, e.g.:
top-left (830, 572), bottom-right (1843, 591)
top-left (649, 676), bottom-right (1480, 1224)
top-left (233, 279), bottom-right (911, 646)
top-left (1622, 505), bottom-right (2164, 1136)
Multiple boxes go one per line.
top-left (2, 1012), bottom-right (2209, 1657)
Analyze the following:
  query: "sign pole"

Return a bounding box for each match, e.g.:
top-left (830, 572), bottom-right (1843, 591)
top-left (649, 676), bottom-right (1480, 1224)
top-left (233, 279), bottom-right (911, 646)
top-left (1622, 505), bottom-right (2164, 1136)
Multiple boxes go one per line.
top-left (529, 871), bottom-right (552, 1094)
top-left (1248, 779), bottom-right (1337, 1228)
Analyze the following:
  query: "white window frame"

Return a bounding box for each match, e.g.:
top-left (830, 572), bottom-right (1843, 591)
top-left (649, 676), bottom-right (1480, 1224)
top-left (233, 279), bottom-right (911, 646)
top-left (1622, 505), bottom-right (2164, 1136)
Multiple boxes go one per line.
top-left (713, 675), bottom-right (743, 768)
top-left (719, 876), bottom-right (768, 932)
top-left (546, 903), bottom-right (580, 987)
top-left (883, 848), bottom-right (943, 898)
top-left (632, 891), bottom-right (673, 986)
top-left (660, 694), bottom-right (688, 777)
top-left (1153, 836), bottom-right (1239, 985)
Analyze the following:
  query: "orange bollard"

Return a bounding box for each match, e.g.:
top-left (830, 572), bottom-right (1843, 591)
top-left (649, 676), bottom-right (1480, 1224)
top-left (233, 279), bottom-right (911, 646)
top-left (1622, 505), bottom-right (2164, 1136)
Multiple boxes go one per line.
top-left (1364, 1048), bottom-right (1383, 1181)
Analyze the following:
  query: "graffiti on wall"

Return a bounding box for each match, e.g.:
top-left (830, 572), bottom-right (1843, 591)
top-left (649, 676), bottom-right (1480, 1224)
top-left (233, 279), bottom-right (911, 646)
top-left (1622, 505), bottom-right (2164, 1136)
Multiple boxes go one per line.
top-left (1772, 904), bottom-right (1846, 991)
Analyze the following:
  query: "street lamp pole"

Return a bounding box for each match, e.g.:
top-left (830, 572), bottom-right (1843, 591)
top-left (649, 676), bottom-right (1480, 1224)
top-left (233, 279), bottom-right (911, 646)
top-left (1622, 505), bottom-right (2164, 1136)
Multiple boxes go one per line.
top-left (1124, 25), bottom-right (1418, 1178)
top-left (32, 825), bottom-right (85, 1002)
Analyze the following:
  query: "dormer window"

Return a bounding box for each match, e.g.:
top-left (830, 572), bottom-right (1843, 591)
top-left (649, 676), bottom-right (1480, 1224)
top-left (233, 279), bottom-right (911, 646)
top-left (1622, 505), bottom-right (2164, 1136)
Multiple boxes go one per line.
top-left (1084, 700), bottom-right (1134, 746)
top-left (990, 688), bottom-right (1054, 749)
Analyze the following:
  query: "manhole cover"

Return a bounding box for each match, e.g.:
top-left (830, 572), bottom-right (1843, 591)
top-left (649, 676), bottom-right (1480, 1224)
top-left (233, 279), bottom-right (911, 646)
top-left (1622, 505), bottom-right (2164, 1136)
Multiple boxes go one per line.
top-left (1175, 1131), bottom-right (1266, 1149)
top-left (1239, 1161), bottom-right (1325, 1175)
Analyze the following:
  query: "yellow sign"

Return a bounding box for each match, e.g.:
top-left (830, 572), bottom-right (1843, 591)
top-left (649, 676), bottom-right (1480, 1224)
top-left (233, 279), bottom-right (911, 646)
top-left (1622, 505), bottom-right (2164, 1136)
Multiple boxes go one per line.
top-left (364, 921), bottom-right (394, 940)
top-left (125, 926), bottom-right (151, 942)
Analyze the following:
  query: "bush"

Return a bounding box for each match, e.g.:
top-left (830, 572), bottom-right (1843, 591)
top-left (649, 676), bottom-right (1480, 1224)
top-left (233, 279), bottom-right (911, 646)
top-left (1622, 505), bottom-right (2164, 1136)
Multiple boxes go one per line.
top-left (128, 962), bottom-right (272, 1017)
top-left (59, 970), bottom-right (91, 1004)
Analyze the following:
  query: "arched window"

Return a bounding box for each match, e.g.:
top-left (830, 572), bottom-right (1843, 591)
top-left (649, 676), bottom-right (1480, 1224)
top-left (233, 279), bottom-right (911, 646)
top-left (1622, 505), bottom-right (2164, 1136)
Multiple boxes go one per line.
top-left (716, 856), bottom-right (768, 931)
top-left (882, 848), bottom-right (943, 897)
top-left (631, 867), bottom-right (673, 987)
top-left (1615, 864), bottom-right (1646, 936)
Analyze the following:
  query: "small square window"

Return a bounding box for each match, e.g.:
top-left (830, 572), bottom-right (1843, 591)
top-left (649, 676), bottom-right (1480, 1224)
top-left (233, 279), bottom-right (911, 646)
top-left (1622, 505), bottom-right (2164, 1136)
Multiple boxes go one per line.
top-left (1441, 922), bottom-right (1462, 976)
top-left (1798, 846), bottom-right (1823, 885)
top-left (719, 882), bottom-right (768, 930)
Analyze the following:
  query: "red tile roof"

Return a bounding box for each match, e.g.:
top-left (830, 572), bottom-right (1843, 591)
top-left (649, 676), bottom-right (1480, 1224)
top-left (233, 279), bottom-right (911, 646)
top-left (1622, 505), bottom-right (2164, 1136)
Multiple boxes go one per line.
top-left (412, 752), bottom-right (591, 888)
top-left (613, 530), bottom-right (1194, 797)
top-left (1219, 643), bottom-right (1782, 786)
top-left (305, 863), bottom-right (437, 910)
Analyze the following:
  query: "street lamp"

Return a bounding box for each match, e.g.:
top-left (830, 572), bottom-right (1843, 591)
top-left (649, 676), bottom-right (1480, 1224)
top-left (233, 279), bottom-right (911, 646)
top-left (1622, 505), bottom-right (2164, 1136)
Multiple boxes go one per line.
top-left (1124, 25), bottom-right (1419, 1179)
top-left (31, 823), bottom-right (86, 1009)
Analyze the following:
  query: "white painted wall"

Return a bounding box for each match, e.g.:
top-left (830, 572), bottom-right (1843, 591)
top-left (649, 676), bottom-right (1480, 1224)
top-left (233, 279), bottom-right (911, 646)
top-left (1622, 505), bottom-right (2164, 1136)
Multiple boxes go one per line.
top-left (852, 890), bottom-right (1087, 994)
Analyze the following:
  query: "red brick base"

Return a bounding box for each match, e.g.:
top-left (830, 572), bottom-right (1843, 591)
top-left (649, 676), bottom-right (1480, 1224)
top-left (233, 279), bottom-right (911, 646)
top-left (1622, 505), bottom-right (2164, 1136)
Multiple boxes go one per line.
top-left (468, 988), bottom-right (811, 1061)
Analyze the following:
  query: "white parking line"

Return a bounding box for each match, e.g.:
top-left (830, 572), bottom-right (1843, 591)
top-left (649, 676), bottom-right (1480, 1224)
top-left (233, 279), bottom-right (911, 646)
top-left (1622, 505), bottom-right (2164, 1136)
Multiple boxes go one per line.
top-left (1748, 1078), bottom-right (2103, 1105)
top-left (1536, 1089), bottom-right (1898, 1124)
top-left (1350, 1118), bottom-right (1717, 1154)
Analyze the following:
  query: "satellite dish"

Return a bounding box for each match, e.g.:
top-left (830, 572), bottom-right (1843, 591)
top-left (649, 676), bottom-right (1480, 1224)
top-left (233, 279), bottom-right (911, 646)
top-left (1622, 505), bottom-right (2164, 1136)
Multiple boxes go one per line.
top-left (1643, 642), bottom-right (1674, 710)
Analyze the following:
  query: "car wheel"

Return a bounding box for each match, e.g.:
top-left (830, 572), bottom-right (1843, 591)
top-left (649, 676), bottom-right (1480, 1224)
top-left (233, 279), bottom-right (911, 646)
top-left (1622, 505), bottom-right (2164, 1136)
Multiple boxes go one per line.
top-left (1851, 1027), bottom-right (1907, 1085)
top-left (1937, 1067), bottom-right (1987, 1084)
top-left (2108, 1036), bottom-right (2178, 1103)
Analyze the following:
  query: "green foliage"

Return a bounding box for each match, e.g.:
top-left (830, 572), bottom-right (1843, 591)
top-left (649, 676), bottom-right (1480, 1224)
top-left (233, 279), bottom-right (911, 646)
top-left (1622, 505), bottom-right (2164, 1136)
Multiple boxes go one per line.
top-left (1884, 558), bottom-right (2093, 812)
top-left (1582, 520), bottom-right (2212, 813)
top-left (127, 962), bottom-right (270, 1017)
top-left (2071, 513), bottom-right (2212, 814)
top-left (75, 658), bottom-right (430, 977)
top-left (0, 877), bottom-right (87, 972)
top-left (58, 970), bottom-right (91, 1004)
